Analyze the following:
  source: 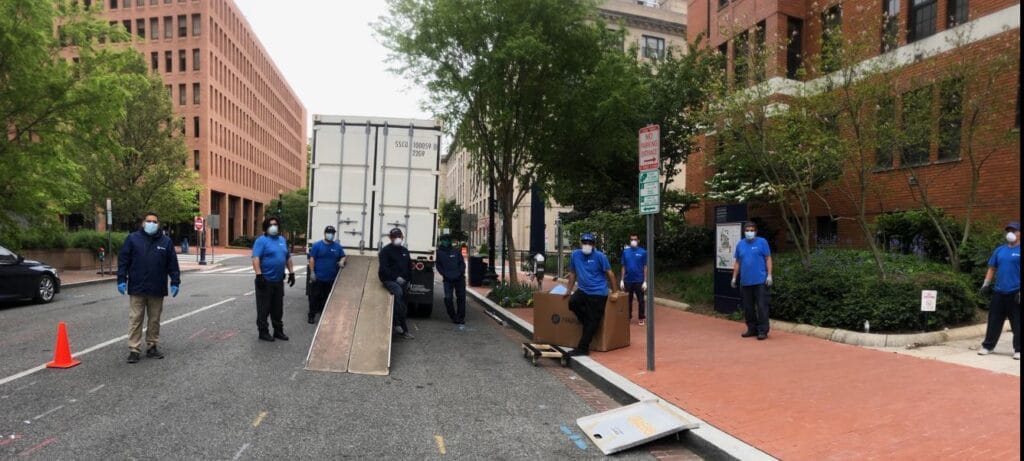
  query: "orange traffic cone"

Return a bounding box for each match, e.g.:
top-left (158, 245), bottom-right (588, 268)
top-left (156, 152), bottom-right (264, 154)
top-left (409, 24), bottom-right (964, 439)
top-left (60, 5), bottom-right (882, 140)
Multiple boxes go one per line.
top-left (46, 322), bottom-right (81, 369)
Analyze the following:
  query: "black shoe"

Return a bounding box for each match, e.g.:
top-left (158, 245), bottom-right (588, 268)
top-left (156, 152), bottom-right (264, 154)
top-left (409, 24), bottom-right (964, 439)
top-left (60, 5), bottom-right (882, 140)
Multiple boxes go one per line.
top-left (741, 331), bottom-right (757, 338)
top-left (757, 333), bottom-right (767, 340)
top-left (258, 331), bottom-right (275, 342)
top-left (273, 331), bottom-right (289, 341)
top-left (146, 346), bottom-right (164, 359)
top-left (127, 351), bottom-right (140, 363)
top-left (308, 314), bottom-right (317, 324)
top-left (399, 331), bottom-right (415, 340)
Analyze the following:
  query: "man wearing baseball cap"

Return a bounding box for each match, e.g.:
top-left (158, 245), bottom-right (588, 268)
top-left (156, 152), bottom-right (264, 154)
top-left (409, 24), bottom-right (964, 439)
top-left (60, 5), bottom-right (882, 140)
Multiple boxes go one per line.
top-left (979, 221), bottom-right (1021, 360)
top-left (379, 227), bottom-right (414, 339)
top-left (306, 225), bottom-right (346, 324)
top-left (562, 232), bottom-right (620, 356)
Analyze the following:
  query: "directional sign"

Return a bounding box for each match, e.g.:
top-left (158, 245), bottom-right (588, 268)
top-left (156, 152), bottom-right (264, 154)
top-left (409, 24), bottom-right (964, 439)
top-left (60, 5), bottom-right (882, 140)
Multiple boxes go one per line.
top-left (639, 169), bottom-right (660, 215)
top-left (638, 125), bottom-right (660, 172)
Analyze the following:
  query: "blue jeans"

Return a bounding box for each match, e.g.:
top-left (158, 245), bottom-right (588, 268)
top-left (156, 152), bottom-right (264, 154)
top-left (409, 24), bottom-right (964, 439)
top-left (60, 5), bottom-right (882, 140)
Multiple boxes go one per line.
top-left (383, 281), bottom-right (409, 333)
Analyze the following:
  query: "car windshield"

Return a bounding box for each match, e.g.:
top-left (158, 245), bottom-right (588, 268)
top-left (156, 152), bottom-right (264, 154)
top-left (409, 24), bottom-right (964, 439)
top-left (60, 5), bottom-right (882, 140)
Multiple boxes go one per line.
top-left (0, 245), bottom-right (14, 258)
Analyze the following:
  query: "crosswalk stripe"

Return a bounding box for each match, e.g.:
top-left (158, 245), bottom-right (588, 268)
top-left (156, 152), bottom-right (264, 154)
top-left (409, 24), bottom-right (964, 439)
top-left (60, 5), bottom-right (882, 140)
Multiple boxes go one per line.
top-left (201, 267), bottom-right (234, 274)
top-left (226, 266), bottom-right (253, 273)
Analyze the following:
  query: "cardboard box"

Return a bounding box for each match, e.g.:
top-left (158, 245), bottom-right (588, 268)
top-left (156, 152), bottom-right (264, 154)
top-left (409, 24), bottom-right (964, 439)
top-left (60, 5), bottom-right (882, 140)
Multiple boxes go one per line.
top-left (532, 291), bottom-right (630, 352)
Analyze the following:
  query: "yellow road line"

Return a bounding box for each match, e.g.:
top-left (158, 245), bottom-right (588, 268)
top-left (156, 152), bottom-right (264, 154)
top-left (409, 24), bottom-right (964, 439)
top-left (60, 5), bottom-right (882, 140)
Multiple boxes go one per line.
top-left (434, 435), bottom-right (446, 455)
top-left (252, 411), bottom-right (268, 428)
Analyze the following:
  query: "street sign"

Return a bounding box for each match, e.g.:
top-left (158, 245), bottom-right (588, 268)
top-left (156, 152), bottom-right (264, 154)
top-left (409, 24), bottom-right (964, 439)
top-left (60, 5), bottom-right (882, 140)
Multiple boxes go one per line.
top-left (639, 169), bottom-right (660, 215)
top-left (638, 125), bottom-right (660, 172)
top-left (921, 290), bottom-right (937, 312)
top-left (194, 216), bottom-right (205, 231)
top-left (207, 214), bottom-right (220, 230)
top-left (105, 198), bottom-right (112, 226)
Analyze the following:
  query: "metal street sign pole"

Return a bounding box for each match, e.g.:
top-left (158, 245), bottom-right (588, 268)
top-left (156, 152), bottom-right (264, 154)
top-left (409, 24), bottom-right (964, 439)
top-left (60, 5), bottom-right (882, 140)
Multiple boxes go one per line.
top-left (638, 125), bottom-right (660, 372)
top-left (646, 214), bottom-right (655, 372)
top-left (106, 198), bottom-right (112, 276)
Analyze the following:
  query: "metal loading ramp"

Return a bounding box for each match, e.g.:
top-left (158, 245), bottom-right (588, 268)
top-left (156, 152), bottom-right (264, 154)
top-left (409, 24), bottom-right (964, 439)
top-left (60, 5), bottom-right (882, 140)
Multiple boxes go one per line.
top-left (304, 255), bottom-right (394, 376)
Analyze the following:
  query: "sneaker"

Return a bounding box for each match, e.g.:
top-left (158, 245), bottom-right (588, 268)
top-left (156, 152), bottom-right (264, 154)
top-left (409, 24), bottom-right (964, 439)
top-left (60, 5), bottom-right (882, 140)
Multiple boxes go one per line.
top-left (741, 331), bottom-right (757, 338)
top-left (308, 314), bottom-right (316, 324)
top-left (457, 324), bottom-right (466, 331)
top-left (127, 351), bottom-right (140, 363)
top-left (757, 333), bottom-right (768, 340)
top-left (273, 331), bottom-right (289, 341)
top-left (146, 346), bottom-right (164, 359)
top-left (400, 331), bottom-right (415, 340)
top-left (1014, 352), bottom-right (1020, 360)
top-left (258, 331), bottom-right (275, 342)
top-left (977, 348), bottom-right (993, 356)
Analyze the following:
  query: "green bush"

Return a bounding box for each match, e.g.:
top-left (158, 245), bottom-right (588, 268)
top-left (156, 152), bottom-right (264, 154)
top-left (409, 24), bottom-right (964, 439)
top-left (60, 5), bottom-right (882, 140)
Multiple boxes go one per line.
top-left (65, 230), bottom-right (129, 253)
top-left (876, 209), bottom-right (962, 262)
top-left (771, 250), bottom-right (978, 332)
top-left (486, 282), bottom-right (536, 308)
top-left (564, 210), bottom-right (713, 268)
top-left (655, 224), bottom-right (713, 269)
top-left (664, 270), bottom-right (714, 305)
top-left (230, 235), bottom-right (255, 248)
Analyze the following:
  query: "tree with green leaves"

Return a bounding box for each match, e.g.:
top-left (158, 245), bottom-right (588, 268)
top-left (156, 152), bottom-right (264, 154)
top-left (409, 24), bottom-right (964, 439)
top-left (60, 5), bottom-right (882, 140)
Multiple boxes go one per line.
top-left (437, 198), bottom-right (469, 242)
top-left (279, 188), bottom-right (309, 243)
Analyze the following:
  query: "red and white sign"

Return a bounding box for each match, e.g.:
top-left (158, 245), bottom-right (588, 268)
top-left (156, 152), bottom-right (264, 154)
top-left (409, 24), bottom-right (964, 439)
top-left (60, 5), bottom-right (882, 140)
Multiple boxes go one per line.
top-left (638, 125), bottom-right (660, 172)
top-left (194, 216), bottom-right (205, 231)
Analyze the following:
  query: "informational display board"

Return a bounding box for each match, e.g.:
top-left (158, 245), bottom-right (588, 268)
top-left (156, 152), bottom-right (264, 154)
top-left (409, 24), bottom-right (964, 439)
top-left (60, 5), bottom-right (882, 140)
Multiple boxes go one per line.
top-left (713, 205), bottom-right (747, 314)
top-left (716, 223), bottom-right (742, 270)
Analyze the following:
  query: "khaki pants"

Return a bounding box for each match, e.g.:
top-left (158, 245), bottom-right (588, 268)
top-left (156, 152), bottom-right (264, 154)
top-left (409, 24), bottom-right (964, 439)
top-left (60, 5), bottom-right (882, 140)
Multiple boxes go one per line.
top-left (128, 296), bottom-right (164, 353)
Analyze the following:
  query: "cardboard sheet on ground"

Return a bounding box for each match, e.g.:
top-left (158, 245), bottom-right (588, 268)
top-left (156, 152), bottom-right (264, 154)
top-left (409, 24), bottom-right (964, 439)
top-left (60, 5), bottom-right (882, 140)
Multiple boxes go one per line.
top-left (576, 400), bottom-right (699, 455)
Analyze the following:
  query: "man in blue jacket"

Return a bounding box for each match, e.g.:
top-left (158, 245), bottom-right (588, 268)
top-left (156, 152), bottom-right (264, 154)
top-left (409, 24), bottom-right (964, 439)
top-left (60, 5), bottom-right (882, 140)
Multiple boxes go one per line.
top-left (307, 225), bottom-right (346, 324)
top-left (379, 227), bottom-right (414, 340)
top-left (731, 221), bottom-right (773, 340)
top-left (435, 233), bottom-right (467, 328)
top-left (117, 212), bottom-right (181, 364)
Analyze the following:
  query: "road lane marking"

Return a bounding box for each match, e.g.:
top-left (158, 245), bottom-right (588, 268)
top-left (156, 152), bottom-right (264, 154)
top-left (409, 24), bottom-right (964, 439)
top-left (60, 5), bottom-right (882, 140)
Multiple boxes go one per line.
top-left (202, 267), bottom-right (234, 274)
top-left (243, 290), bottom-right (256, 296)
top-left (32, 406), bottom-right (64, 420)
top-left (434, 435), bottom-right (447, 455)
top-left (226, 267), bottom-right (253, 273)
top-left (87, 384), bottom-right (105, 394)
top-left (18, 437), bottom-right (56, 457)
top-left (560, 424), bottom-right (588, 450)
top-left (0, 297), bottom-right (237, 388)
top-left (0, 434), bottom-right (23, 447)
top-left (251, 411), bottom-right (268, 428)
top-left (188, 328), bottom-right (208, 340)
top-left (232, 443), bottom-right (250, 460)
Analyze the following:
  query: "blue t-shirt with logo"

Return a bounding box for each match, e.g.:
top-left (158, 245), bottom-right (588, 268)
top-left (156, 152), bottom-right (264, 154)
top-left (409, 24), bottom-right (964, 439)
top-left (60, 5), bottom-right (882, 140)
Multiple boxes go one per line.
top-left (570, 249), bottom-right (612, 296)
top-left (988, 244), bottom-right (1021, 294)
top-left (620, 247), bottom-right (647, 283)
top-left (309, 240), bottom-right (346, 282)
top-left (252, 235), bottom-right (290, 282)
top-left (734, 237), bottom-right (771, 287)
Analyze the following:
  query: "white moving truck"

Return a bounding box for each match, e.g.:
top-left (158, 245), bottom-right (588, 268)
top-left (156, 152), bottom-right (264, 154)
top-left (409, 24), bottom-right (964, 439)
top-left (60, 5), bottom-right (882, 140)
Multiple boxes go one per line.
top-left (308, 115), bottom-right (442, 316)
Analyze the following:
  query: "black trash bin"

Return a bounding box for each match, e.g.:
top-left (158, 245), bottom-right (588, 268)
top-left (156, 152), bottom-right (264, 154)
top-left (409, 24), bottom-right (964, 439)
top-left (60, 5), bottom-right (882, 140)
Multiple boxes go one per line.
top-left (469, 256), bottom-right (485, 287)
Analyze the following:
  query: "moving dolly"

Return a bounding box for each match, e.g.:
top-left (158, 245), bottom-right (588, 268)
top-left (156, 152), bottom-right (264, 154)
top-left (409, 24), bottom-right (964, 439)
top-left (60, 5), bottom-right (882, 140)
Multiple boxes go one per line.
top-left (522, 343), bottom-right (570, 367)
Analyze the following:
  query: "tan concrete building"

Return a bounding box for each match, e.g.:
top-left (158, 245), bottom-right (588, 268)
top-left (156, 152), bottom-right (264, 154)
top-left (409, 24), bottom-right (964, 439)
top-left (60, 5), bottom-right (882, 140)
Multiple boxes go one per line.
top-left (94, 0), bottom-right (306, 245)
top-left (600, 0), bottom-right (687, 60)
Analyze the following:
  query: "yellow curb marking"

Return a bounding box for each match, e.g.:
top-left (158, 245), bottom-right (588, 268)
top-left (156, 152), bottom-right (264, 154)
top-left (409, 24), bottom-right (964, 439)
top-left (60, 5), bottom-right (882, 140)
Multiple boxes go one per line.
top-left (434, 435), bottom-right (446, 455)
top-left (252, 411), bottom-right (268, 428)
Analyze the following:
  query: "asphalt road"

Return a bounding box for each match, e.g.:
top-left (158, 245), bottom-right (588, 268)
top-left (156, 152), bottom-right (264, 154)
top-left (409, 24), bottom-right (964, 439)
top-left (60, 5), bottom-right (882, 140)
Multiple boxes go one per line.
top-left (0, 256), bottom-right (664, 460)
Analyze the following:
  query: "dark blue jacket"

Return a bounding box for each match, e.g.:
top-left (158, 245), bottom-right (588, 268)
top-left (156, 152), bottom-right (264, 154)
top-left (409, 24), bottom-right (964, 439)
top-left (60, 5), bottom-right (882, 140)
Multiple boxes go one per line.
top-left (435, 246), bottom-right (465, 281)
top-left (117, 229), bottom-right (181, 296)
top-left (378, 243), bottom-right (411, 283)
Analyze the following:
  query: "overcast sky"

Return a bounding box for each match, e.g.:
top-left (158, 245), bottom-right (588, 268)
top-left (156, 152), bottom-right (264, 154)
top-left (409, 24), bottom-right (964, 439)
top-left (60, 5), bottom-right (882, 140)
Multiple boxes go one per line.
top-left (234, 0), bottom-right (431, 137)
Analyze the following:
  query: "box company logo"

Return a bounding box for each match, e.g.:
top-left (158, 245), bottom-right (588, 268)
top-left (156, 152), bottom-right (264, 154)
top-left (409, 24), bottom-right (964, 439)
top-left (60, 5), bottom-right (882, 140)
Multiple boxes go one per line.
top-left (551, 314), bottom-right (561, 325)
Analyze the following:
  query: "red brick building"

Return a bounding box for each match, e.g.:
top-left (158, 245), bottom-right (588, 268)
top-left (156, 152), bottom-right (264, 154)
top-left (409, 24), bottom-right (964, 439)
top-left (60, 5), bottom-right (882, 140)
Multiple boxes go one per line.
top-left (685, 0), bottom-right (1020, 246)
top-left (94, 0), bottom-right (306, 245)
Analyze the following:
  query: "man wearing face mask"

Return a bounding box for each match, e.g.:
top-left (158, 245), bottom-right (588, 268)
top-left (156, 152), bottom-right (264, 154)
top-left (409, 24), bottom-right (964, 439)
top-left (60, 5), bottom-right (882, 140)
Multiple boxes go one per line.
top-left (117, 212), bottom-right (181, 363)
top-left (306, 225), bottom-right (347, 324)
top-left (978, 221), bottom-right (1021, 360)
top-left (379, 228), bottom-right (414, 339)
top-left (435, 233), bottom-right (467, 328)
top-left (731, 222), bottom-right (773, 340)
top-left (563, 233), bottom-right (620, 356)
top-left (619, 233), bottom-right (648, 326)
top-left (252, 217), bottom-right (295, 342)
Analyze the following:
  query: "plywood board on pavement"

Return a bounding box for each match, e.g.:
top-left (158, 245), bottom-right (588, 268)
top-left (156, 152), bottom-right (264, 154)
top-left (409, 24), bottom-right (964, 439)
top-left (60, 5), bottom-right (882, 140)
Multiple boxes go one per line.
top-left (305, 256), bottom-right (370, 372)
top-left (346, 258), bottom-right (394, 376)
top-left (577, 399), bottom-right (699, 455)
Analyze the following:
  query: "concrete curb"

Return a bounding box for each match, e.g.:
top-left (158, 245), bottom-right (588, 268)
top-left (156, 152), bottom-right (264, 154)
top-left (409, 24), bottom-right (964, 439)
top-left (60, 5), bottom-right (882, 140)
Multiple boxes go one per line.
top-left (467, 288), bottom-right (776, 461)
top-left (62, 267), bottom-right (204, 289)
top-left (771, 319), bottom-right (1005, 348)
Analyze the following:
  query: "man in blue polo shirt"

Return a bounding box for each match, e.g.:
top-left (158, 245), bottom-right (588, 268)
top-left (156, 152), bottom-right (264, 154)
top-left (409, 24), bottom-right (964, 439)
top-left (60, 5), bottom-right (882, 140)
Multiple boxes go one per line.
top-left (732, 221), bottom-right (773, 340)
top-left (251, 216), bottom-right (296, 342)
top-left (619, 233), bottom-right (648, 325)
top-left (979, 221), bottom-right (1021, 360)
top-left (307, 225), bottom-right (347, 324)
top-left (563, 233), bottom-right (620, 356)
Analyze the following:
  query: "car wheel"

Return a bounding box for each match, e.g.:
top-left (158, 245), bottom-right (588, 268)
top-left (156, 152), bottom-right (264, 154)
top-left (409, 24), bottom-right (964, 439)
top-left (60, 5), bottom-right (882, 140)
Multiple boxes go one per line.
top-left (34, 275), bottom-right (56, 304)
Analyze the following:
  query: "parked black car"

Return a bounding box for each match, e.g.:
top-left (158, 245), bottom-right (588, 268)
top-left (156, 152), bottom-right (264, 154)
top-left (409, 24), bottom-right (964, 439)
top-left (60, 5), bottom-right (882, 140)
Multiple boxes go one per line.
top-left (0, 244), bottom-right (60, 304)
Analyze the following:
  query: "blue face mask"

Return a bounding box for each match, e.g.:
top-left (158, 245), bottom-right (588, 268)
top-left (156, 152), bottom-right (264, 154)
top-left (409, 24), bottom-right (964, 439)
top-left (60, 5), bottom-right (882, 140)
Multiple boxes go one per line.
top-left (744, 231), bottom-right (756, 240)
top-left (267, 225), bottom-right (279, 236)
top-left (325, 233), bottom-right (335, 241)
top-left (143, 222), bottom-right (159, 235)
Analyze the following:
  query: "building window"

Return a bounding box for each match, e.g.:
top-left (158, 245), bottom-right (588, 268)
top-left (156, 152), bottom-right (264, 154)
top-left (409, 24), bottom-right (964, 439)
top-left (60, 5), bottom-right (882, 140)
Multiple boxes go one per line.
top-left (717, 42), bottom-right (729, 84)
top-left (733, 31), bottom-right (749, 86)
top-left (192, 48), bottom-right (200, 70)
top-left (110, 0), bottom-right (117, 9)
top-left (821, 5), bottom-right (843, 73)
top-left (193, 117), bottom-right (200, 138)
top-left (178, 83), bottom-right (186, 105)
top-left (901, 86), bottom-right (933, 167)
top-left (150, 17), bottom-right (158, 39)
top-left (178, 49), bottom-right (186, 72)
top-left (937, 79), bottom-right (963, 161)
top-left (163, 16), bottom-right (172, 39)
top-left (150, 0), bottom-right (157, 4)
top-left (754, 21), bottom-right (766, 83)
top-left (178, 15), bottom-right (187, 37)
top-left (164, 50), bottom-right (172, 72)
top-left (192, 14), bottom-right (201, 36)
top-left (193, 82), bottom-right (200, 104)
top-left (718, 0), bottom-right (729, 9)
top-left (642, 35), bottom-right (665, 60)
top-left (816, 216), bottom-right (839, 246)
top-left (786, 17), bottom-right (803, 79)
top-left (881, 0), bottom-right (900, 52)
top-left (136, 19), bottom-right (145, 38)
top-left (946, 0), bottom-right (968, 27)
top-left (194, 150), bottom-right (200, 171)
top-left (122, 20), bottom-right (131, 34)
top-left (180, 117), bottom-right (185, 136)
top-left (136, 0), bottom-right (143, 6)
top-left (876, 95), bottom-right (897, 168)
top-left (908, 0), bottom-right (937, 43)
top-left (150, 51), bottom-right (158, 71)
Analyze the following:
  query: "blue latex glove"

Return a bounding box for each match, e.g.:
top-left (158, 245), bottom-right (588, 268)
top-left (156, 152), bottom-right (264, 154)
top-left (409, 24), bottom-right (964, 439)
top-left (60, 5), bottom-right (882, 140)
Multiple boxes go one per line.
top-left (170, 285), bottom-right (179, 298)
top-left (117, 282), bottom-right (127, 295)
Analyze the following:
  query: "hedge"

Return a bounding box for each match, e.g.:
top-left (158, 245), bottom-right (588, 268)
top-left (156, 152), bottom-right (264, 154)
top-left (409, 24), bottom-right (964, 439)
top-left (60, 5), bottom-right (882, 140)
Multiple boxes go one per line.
top-left (487, 282), bottom-right (536, 308)
top-left (6, 229), bottom-right (129, 254)
top-left (771, 250), bottom-right (979, 332)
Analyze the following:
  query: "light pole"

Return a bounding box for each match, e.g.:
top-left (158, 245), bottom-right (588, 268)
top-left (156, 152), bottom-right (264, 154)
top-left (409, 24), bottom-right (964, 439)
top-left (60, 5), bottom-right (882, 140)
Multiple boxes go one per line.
top-left (485, 164), bottom-right (498, 285)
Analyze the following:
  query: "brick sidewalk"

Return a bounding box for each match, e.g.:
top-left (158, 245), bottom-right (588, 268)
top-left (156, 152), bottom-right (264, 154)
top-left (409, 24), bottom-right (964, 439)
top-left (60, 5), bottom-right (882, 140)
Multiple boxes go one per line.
top-left (473, 280), bottom-right (1021, 460)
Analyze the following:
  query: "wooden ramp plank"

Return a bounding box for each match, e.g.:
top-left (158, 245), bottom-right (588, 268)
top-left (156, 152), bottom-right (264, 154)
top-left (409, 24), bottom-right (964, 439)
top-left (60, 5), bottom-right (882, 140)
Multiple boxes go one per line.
top-left (304, 256), bottom-right (371, 372)
top-left (346, 258), bottom-right (394, 376)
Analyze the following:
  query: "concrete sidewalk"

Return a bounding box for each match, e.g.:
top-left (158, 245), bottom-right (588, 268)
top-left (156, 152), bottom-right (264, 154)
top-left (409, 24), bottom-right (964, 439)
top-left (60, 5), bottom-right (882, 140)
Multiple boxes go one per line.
top-left (471, 279), bottom-right (1021, 460)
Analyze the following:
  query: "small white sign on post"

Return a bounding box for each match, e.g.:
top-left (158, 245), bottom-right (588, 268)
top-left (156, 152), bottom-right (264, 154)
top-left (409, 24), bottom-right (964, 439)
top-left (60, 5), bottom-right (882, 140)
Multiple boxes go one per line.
top-left (921, 290), bottom-right (938, 312)
top-left (638, 125), bottom-right (660, 172)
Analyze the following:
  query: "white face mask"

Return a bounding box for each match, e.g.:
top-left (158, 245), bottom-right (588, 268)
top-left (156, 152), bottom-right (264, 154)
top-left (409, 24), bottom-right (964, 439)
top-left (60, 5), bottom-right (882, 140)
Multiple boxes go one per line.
top-left (581, 244), bottom-right (594, 255)
top-left (143, 222), bottom-right (159, 235)
top-left (1007, 232), bottom-right (1019, 243)
top-left (393, 238), bottom-right (404, 246)
top-left (267, 225), bottom-right (279, 236)
top-left (630, 240), bottom-right (639, 248)
top-left (744, 231), bottom-right (756, 240)
top-left (325, 233), bottom-right (335, 241)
